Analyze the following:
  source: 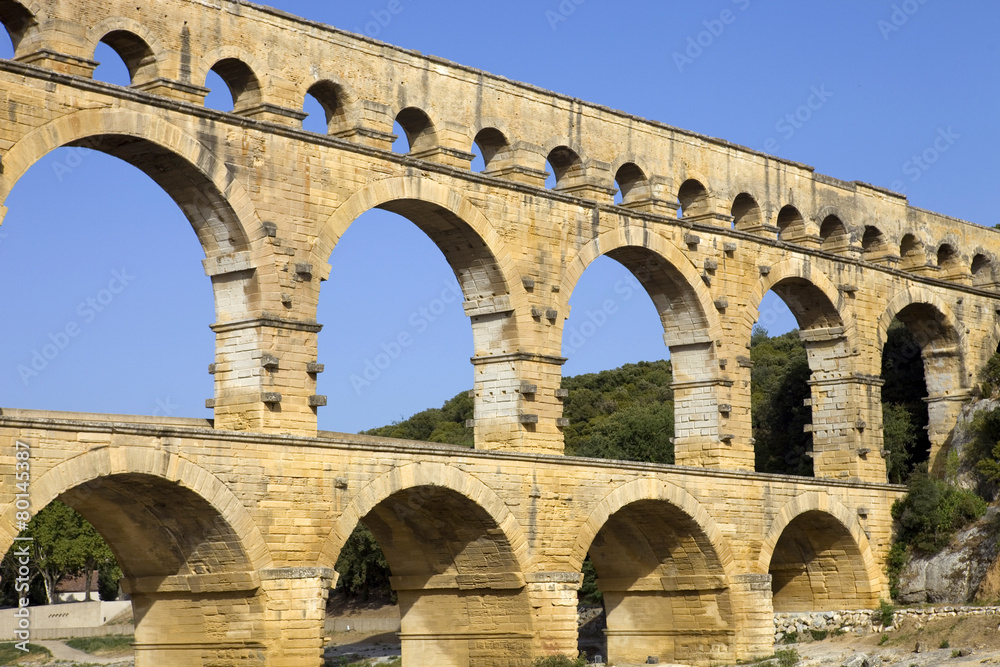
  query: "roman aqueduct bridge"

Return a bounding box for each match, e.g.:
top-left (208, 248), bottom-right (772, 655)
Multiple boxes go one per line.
top-left (2, 0), bottom-right (999, 664)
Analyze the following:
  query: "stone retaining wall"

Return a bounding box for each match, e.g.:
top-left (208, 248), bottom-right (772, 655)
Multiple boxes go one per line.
top-left (775, 606), bottom-right (1000, 642)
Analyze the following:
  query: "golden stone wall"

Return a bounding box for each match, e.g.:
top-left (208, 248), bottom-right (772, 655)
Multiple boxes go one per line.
top-left (2, 0), bottom-right (999, 663)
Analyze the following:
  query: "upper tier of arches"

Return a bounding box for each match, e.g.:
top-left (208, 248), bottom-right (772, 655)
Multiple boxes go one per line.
top-left (2, 0), bottom-right (998, 292)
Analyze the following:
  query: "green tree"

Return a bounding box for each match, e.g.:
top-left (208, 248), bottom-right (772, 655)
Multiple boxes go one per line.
top-left (880, 320), bottom-right (930, 479)
top-left (333, 524), bottom-right (393, 601)
top-left (891, 472), bottom-right (986, 554)
top-left (750, 327), bottom-right (813, 476)
top-left (882, 402), bottom-right (919, 484)
top-left (1, 502), bottom-right (117, 605)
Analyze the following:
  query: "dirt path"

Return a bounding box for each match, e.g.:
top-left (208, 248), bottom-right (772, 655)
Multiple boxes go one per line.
top-left (34, 640), bottom-right (132, 665)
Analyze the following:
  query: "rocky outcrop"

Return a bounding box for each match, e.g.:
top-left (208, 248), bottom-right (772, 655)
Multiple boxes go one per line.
top-left (897, 507), bottom-right (1000, 604)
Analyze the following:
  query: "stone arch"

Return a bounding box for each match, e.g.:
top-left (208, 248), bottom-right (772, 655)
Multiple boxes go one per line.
top-left (0, 0), bottom-right (39, 54)
top-left (571, 478), bottom-right (733, 572)
top-left (394, 105), bottom-right (437, 153)
top-left (320, 461), bottom-right (528, 571)
top-left (472, 126), bottom-right (513, 172)
top-left (877, 287), bottom-right (963, 360)
top-left (972, 250), bottom-right (996, 287)
top-left (560, 228), bottom-right (722, 347)
top-left (756, 492), bottom-right (881, 611)
top-left (572, 478), bottom-right (736, 665)
top-left (862, 225), bottom-right (889, 261)
top-left (899, 232), bottom-right (928, 271)
top-left (879, 288), bottom-right (966, 473)
top-left (86, 17), bottom-right (163, 85)
top-left (302, 76), bottom-right (358, 135)
top-left (677, 177), bottom-right (711, 218)
top-left (776, 204), bottom-right (807, 241)
top-left (320, 462), bottom-right (533, 666)
top-left (613, 161), bottom-right (649, 204)
top-left (311, 175), bottom-right (515, 310)
top-left (818, 212), bottom-right (851, 253)
top-left (731, 191), bottom-right (764, 231)
top-left (1, 447), bottom-right (272, 574)
top-left (545, 143), bottom-right (585, 189)
top-left (198, 46), bottom-right (268, 112)
top-left (748, 258), bottom-right (853, 336)
top-left (936, 241), bottom-right (962, 273)
top-left (0, 108), bottom-right (261, 258)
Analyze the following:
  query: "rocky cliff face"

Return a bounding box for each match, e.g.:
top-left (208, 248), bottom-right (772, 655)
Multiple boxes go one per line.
top-left (897, 507), bottom-right (999, 604)
top-left (897, 398), bottom-right (1000, 605)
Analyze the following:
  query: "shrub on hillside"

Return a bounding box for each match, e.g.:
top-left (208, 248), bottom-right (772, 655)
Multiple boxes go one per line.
top-left (891, 472), bottom-right (986, 555)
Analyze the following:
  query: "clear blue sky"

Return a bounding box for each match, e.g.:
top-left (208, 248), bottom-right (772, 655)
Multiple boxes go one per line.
top-left (1, 1), bottom-right (997, 432)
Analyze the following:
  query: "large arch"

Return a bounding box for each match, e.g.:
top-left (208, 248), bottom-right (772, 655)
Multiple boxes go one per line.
top-left (560, 229), bottom-right (722, 346)
top-left (310, 175), bottom-right (519, 337)
top-left (0, 108), bottom-right (262, 258)
top-left (573, 478), bottom-right (735, 665)
top-left (748, 258), bottom-right (852, 337)
top-left (756, 492), bottom-right (881, 611)
top-left (879, 287), bottom-right (967, 473)
top-left (0, 447), bottom-right (273, 665)
top-left (320, 462), bottom-right (532, 667)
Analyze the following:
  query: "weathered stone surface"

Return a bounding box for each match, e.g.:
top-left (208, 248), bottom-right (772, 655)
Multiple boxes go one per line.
top-left (898, 508), bottom-right (1000, 604)
top-left (1, 0), bottom-right (999, 664)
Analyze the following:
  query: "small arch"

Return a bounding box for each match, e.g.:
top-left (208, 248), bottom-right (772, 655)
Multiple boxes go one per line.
top-left (776, 205), bottom-right (805, 241)
top-left (302, 79), bottom-right (350, 135)
top-left (972, 253), bottom-right (994, 287)
top-left (394, 106), bottom-right (435, 154)
top-left (936, 243), bottom-right (961, 273)
top-left (731, 192), bottom-right (763, 231)
top-left (614, 162), bottom-right (648, 205)
top-left (546, 145), bottom-right (584, 190)
top-left (677, 178), bottom-right (709, 218)
top-left (862, 225), bottom-right (888, 260)
top-left (899, 233), bottom-right (927, 271)
top-left (0, 0), bottom-right (35, 55)
top-left (206, 58), bottom-right (262, 112)
top-left (93, 29), bottom-right (156, 85)
top-left (819, 214), bottom-right (849, 253)
top-left (472, 127), bottom-right (511, 172)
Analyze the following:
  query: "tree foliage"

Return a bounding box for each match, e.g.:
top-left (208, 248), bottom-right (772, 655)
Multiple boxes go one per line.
top-left (333, 523), bottom-right (393, 602)
top-left (363, 391), bottom-right (474, 447)
top-left (1, 501), bottom-right (118, 607)
top-left (891, 472), bottom-right (986, 554)
top-left (881, 320), bottom-right (931, 477)
top-left (750, 326), bottom-right (813, 476)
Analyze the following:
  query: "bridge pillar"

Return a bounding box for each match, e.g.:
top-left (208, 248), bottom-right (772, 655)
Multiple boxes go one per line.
top-left (391, 577), bottom-right (534, 667)
top-left (258, 567), bottom-right (336, 667)
top-left (671, 340), bottom-right (754, 471)
top-left (729, 573), bottom-right (775, 662)
top-left (926, 390), bottom-right (973, 474)
top-left (210, 317), bottom-right (322, 435)
top-left (802, 327), bottom-right (887, 483)
top-left (598, 575), bottom-right (736, 666)
top-left (524, 572), bottom-right (582, 657)
top-left (123, 572), bottom-right (268, 667)
top-left (471, 353), bottom-right (566, 454)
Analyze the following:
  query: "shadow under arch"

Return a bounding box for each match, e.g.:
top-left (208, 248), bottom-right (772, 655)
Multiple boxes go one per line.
top-left (748, 258), bottom-right (852, 336)
top-left (572, 478), bottom-right (736, 665)
top-left (878, 287), bottom-right (966, 474)
top-left (0, 108), bottom-right (262, 258)
top-left (0, 447), bottom-right (273, 662)
top-left (85, 16), bottom-right (164, 85)
top-left (756, 492), bottom-right (882, 612)
top-left (319, 462), bottom-right (533, 666)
